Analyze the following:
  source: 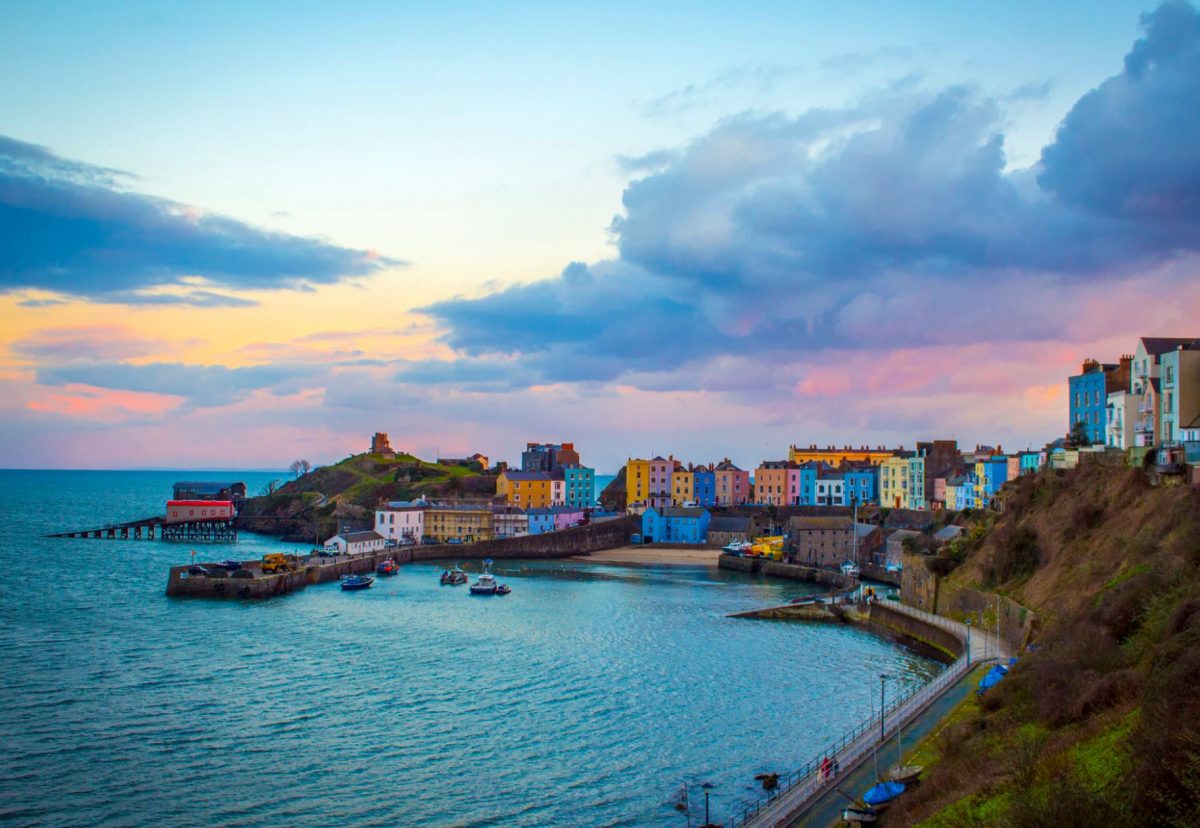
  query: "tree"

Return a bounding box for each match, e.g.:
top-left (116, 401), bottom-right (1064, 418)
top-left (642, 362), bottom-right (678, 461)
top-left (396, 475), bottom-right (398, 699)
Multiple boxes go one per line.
top-left (262, 479), bottom-right (282, 496)
top-left (1068, 419), bottom-right (1092, 449)
top-left (289, 459), bottom-right (312, 479)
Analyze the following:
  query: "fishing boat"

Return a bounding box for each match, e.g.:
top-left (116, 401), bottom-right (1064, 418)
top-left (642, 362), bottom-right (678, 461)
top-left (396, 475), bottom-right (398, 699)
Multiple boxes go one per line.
top-left (375, 559), bottom-right (398, 576)
top-left (469, 559), bottom-right (498, 595)
top-left (440, 567), bottom-right (468, 586)
top-left (723, 540), bottom-right (753, 554)
top-left (841, 807), bottom-right (879, 824)
top-left (495, 584), bottom-right (511, 595)
top-left (340, 574), bottom-right (375, 591)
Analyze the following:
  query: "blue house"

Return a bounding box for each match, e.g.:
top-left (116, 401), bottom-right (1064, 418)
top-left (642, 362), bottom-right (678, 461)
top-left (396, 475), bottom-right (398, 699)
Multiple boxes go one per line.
top-left (843, 466), bottom-right (879, 505)
top-left (976, 458), bottom-right (1010, 506)
top-left (527, 508), bottom-right (556, 534)
top-left (1019, 451), bottom-right (1042, 475)
top-left (693, 469), bottom-right (716, 507)
top-left (795, 462), bottom-right (820, 505)
top-left (1068, 359), bottom-right (1120, 445)
top-left (641, 507), bottom-right (711, 544)
top-left (562, 464), bottom-right (595, 509)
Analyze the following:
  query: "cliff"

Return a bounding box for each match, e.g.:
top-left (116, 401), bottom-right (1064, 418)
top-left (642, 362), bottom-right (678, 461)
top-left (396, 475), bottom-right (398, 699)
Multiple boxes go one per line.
top-left (236, 452), bottom-right (496, 543)
top-left (884, 463), bottom-right (1200, 828)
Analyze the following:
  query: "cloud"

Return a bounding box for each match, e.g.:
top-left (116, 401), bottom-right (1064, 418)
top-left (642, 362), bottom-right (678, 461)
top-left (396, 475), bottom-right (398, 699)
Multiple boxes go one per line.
top-left (421, 3), bottom-right (1200, 391)
top-left (0, 135), bottom-right (403, 302)
top-left (16, 297), bottom-right (67, 308)
top-left (34, 361), bottom-right (325, 408)
top-left (12, 325), bottom-right (171, 361)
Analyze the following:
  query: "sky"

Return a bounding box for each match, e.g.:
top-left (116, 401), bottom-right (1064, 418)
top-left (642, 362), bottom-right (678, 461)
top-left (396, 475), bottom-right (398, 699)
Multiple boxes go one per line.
top-left (2, 0), bottom-right (1199, 472)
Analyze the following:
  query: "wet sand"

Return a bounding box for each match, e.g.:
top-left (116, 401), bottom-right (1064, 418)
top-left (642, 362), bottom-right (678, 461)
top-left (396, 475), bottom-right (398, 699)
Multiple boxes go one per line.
top-left (568, 545), bottom-right (722, 566)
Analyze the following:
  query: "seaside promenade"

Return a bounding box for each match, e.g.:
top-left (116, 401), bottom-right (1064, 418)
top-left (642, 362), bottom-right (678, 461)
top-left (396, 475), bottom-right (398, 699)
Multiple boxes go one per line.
top-left (729, 601), bottom-right (1008, 828)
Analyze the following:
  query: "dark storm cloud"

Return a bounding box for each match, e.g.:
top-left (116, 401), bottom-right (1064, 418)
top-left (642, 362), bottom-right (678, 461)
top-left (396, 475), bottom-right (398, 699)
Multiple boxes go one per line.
top-left (0, 135), bottom-right (402, 302)
top-left (420, 3), bottom-right (1200, 390)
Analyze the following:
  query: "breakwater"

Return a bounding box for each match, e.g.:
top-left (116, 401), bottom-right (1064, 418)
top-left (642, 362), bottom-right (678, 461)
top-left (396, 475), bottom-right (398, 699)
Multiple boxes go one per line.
top-left (167, 516), bottom-right (636, 598)
top-left (717, 553), bottom-right (855, 589)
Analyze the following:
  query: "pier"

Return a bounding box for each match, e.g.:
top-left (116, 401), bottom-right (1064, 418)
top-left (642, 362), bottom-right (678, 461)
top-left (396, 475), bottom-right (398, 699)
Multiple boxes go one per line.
top-left (49, 515), bottom-right (236, 543)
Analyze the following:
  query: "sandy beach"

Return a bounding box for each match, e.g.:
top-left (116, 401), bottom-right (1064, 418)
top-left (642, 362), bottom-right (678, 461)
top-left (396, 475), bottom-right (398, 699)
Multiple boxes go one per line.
top-left (568, 545), bottom-right (722, 566)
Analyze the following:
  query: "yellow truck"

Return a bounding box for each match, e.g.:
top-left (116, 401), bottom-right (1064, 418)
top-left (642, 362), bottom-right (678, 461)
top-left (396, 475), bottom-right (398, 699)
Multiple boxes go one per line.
top-left (260, 553), bottom-right (296, 574)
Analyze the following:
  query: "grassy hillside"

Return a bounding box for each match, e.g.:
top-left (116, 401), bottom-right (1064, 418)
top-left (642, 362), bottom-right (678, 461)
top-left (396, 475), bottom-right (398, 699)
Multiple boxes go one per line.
top-left (237, 452), bottom-right (496, 542)
top-left (884, 463), bottom-right (1200, 828)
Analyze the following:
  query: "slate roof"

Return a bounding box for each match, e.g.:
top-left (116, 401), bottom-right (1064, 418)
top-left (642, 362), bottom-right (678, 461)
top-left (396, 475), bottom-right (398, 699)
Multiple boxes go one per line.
top-left (708, 515), bottom-right (752, 533)
top-left (662, 507), bottom-right (707, 518)
top-left (340, 531), bottom-right (384, 543)
top-left (787, 516), bottom-right (853, 531)
top-left (1140, 336), bottom-right (1200, 355)
top-left (934, 525), bottom-right (965, 542)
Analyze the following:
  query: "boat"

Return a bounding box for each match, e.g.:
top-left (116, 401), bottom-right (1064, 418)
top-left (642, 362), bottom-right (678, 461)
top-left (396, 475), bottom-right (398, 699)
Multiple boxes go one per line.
top-left (495, 584), bottom-right (512, 595)
top-left (469, 559), bottom-right (498, 595)
top-left (841, 807), bottom-right (879, 824)
top-left (889, 765), bottom-right (924, 784)
top-left (375, 559), bottom-right (398, 576)
top-left (440, 567), bottom-right (468, 586)
top-left (723, 540), bottom-right (753, 554)
top-left (340, 574), bottom-right (375, 591)
top-left (840, 561), bottom-right (861, 578)
top-left (862, 781), bottom-right (905, 808)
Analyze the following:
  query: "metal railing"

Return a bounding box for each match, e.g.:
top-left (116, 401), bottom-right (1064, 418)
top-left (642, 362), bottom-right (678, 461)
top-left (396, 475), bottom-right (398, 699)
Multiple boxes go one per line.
top-left (724, 604), bottom-right (983, 828)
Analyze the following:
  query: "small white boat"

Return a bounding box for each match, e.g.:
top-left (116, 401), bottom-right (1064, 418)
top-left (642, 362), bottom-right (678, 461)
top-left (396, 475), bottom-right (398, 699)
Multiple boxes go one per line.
top-left (889, 765), bottom-right (924, 784)
top-left (469, 559), bottom-right (499, 595)
top-left (840, 560), bottom-right (861, 578)
top-left (723, 540), bottom-right (753, 554)
top-left (841, 807), bottom-right (878, 824)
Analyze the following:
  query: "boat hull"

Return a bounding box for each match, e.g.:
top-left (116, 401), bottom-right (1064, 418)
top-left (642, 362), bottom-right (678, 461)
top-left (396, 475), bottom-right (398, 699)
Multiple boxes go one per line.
top-left (341, 576), bottom-right (375, 591)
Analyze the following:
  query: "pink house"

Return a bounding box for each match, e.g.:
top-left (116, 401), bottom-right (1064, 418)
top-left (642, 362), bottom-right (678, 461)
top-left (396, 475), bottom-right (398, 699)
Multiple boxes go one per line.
top-left (932, 477), bottom-right (947, 508)
top-left (554, 506), bottom-right (586, 530)
top-left (714, 459), bottom-right (750, 505)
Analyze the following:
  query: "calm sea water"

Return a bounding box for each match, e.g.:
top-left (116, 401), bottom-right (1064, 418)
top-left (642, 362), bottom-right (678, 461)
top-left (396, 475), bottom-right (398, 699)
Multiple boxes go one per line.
top-left (0, 470), bottom-right (937, 827)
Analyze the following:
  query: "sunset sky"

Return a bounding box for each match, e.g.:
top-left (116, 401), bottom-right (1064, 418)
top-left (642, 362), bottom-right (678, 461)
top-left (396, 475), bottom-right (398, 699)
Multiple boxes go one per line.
top-left (2, 1), bottom-right (1199, 472)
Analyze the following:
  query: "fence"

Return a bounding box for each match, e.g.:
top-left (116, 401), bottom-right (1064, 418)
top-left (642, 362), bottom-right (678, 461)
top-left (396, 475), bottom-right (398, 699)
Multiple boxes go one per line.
top-left (725, 603), bottom-right (981, 828)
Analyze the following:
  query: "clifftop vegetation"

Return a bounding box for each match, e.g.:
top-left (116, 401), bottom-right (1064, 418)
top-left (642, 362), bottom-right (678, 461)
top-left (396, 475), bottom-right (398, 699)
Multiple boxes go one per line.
top-left (888, 462), bottom-right (1200, 828)
top-left (237, 452), bottom-right (496, 542)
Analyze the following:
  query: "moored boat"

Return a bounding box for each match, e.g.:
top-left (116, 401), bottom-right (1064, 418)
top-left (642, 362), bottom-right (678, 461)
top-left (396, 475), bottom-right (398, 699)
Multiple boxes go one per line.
top-left (841, 807), bottom-right (879, 824)
top-left (840, 560), bottom-right (861, 578)
top-left (889, 765), bottom-right (923, 784)
top-left (440, 567), bottom-right (468, 586)
top-left (341, 574), bottom-right (375, 591)
top-left (862, 781), bottom-right (904, 808)
top-left (469, 559), bottom-right (498, 595)
top-left (376, 559), bottom-right (398, 576)
top-left (495, 584), bottom-right (511, 595)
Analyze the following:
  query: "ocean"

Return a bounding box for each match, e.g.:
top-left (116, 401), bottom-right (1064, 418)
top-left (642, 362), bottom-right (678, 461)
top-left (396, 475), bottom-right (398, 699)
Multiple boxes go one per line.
top-left (0, 469), bottom-right (937, 826)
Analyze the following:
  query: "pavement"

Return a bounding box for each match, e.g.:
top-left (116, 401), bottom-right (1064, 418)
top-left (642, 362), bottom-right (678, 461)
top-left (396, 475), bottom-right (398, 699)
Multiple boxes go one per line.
top-left (792, 664), bottom-right (989, 827)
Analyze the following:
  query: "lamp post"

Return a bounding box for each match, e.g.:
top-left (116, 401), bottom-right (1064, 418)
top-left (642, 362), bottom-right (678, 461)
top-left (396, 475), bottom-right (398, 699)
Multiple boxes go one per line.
top-left (880, 673), bottom-right (888, 741)
top-left (965, 618), bottom-right (972, 666)
top-left (701, 782), bottom-right (716, 828)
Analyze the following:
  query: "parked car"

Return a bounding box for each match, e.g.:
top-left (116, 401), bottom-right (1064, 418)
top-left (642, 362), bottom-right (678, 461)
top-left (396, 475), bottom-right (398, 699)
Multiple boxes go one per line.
top-left (188, 564), bottom-right (215, 576)
top-left (316, 548), bottom-right (338, 558)
top-left (447, 538), bottom-right (462, 545)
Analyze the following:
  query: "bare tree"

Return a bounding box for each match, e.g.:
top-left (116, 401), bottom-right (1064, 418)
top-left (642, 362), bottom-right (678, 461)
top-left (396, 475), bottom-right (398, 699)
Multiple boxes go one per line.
top-left (263, 479), bottom-right (283, 496)
top-left (289, 459), bottom-right (310, 479)
top-left (299, 459), bottom-right (312, 475)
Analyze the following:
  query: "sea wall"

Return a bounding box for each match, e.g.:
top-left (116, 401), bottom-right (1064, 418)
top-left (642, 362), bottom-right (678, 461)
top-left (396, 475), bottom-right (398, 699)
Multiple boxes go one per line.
top-left (412, 516), bottom-right (636, 562)
top-left (865, 603), bottom-right (963, 662)
top-left (166, 549), bottom-right (399, 599)
top-left (901, 550), bottom-right (1036, 651)
top-left (717, 554), bottom-right (854, 590)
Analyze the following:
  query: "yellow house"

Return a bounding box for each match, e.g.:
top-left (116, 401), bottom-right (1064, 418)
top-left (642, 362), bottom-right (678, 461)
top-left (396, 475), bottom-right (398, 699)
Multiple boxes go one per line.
top-left (671, 468), bottom-right (694, 506)
top-left (425, 501), bottom-right (493, 543)
top-left (496, 470), bottom-right (557, 509)
top-left (878, 455), bottom-right (908, 509)
top-left (626, 458), bottom-right (651, 507)
top-left (789, 444), bottom-right (895, 466)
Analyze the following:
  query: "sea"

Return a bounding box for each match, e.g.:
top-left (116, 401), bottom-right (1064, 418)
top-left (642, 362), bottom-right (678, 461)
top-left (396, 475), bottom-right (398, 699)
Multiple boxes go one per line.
top-left (0, 469), bottom-right (938, 827)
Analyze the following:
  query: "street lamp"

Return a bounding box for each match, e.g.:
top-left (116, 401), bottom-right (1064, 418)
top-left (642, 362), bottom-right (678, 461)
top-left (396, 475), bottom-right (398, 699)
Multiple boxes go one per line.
top-left (880, 673), bottom-right (889, 741)
top-left (701, 782), bottom-right (716, 827)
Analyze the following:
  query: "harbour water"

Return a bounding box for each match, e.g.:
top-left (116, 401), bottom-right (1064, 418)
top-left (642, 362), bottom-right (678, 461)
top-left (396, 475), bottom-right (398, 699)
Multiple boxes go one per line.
top-left (0, 470), bottom-right (938, 827)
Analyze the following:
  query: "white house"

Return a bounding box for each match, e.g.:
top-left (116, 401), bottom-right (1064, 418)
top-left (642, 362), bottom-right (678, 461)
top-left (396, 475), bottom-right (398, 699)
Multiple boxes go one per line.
top-left (323, 530), bottom-right (387, 556)
top-left (814, 474), bottom-right (846, 506)
top-left (1105, 389), bottom-right (1140, 450)
top-left (375, 500), bottom-right (427, 544)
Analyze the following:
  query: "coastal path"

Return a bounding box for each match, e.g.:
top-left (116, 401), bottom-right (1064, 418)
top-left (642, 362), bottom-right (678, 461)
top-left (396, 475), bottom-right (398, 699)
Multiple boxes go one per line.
top-left (727, 602), bottom-right (1007, 828)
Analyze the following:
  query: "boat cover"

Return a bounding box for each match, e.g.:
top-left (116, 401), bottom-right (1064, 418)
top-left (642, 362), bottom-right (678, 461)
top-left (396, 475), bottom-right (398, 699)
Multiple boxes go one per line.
top-left (862, 781), bottom-right (905, 805)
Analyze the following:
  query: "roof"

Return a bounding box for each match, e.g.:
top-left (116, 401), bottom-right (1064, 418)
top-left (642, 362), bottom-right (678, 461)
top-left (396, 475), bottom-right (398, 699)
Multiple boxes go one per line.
top-left (886, 529), bottom-right (925, 542)
top-left (528, 506), bottom-right (585, 516)
top-left (883, 509), bottom-right (936, 531)
top-left (787, 516), bottom-right (853, 531)
top-left (709, 515), bottom-right (752, 533)
top-left (501, 470), bottom-right (556, 481)
top-left (854, 522), bottom-right (878, 538)
top-left (382, 499), bottom-right (428, 510)
top-left (1139, 336), bottom-right (1200, 356)
top-left (662, 507), bottom-right (707, 518)
top-left (340, 531), bottom-right (384, 543)
top-left (934, 525), bottom-right (965, 541)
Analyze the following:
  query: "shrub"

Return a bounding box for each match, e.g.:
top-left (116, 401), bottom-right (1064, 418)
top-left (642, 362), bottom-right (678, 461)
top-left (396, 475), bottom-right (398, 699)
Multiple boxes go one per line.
top-left (984, 524), bottom-right (1040, 586)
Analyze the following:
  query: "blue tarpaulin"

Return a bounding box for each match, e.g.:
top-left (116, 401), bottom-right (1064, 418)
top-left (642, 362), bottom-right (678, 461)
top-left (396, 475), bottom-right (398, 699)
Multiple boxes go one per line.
top-left (978, 664), bottom-right (1009, 692)
top-left (863, 781), bottom-right (905, 806)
